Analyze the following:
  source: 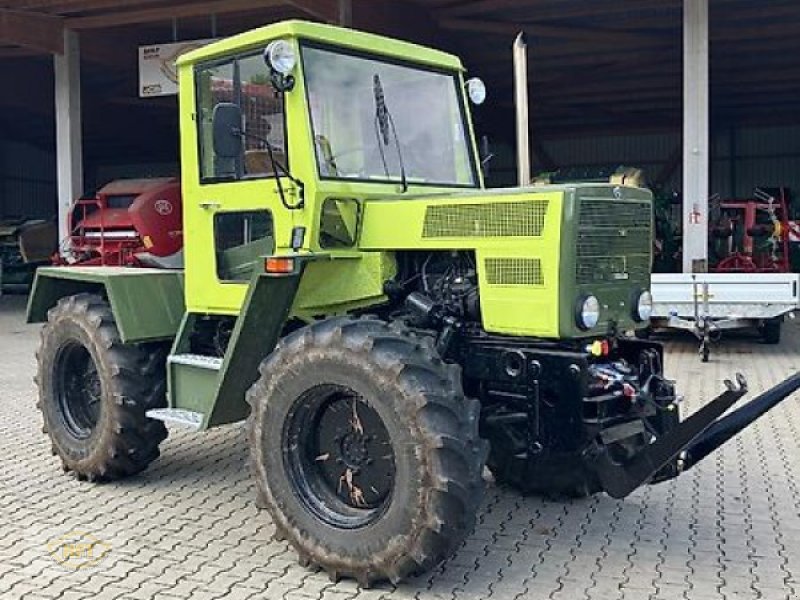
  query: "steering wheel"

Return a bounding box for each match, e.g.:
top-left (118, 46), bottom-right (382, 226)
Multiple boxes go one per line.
top-left (316, 135), bottom-right (372, 177)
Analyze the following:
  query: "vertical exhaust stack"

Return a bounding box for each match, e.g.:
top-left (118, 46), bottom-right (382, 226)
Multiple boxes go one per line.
top-left (513, 33), bottom-right (530, 187)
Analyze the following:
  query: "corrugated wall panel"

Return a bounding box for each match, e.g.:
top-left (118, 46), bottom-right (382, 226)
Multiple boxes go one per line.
top-left (546, 133), bottom-right (681, 166)
top-left (537, 125), bottom-right (800, 199)
top-left (0, 141), bottom-right (57, 219)
top-left (543, 132), bottom-right (682, 191)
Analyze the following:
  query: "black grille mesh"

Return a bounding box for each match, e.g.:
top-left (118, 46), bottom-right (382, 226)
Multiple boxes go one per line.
top-left (423, 200), bottom-right (549, 238)
top-left (576, 198), bottom-right (651, 285)
top-left (485, 258), bottom-right (544, 286)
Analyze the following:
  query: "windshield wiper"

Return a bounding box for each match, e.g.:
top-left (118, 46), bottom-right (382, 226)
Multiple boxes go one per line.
top-left (373, 74), bottom-right (408, 193)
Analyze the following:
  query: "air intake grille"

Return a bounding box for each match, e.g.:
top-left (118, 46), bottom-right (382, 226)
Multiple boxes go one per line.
top-left (576, 198), bottom-right (651, 285)
top-left (579, 200), bottom-right (651, 229)
top-left (423, 200), bottom-right (548, 238)
top-left (485, 258), bottom-right (544, 286)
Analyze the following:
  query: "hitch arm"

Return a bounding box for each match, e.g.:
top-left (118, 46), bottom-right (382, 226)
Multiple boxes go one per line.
top-left (592, 374), bottom-right (748, 499)
top-left (682, 370), bottom-right (800, 469)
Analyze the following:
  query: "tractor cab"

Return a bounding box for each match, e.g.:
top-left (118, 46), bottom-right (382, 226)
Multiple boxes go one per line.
top-left (177, 21), bottom-right (483, 315)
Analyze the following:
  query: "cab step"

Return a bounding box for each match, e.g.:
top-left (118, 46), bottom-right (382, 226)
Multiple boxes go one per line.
top-left (146, 408), bottom-right (204, 430)
top-left (168, 353), bottom-right (223, 370)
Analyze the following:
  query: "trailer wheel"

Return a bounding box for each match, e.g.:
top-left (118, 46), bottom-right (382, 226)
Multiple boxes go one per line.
top-left (246, 317), bottom-right (487, 586)
top-left (761, 318), bottom-right (782, 345)
top-left (36, 293), bottom-right (168, 481)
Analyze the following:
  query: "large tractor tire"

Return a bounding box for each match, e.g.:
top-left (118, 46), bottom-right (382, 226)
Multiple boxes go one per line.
top-left (246, 317), bottom-right (487, 586)
top-left (36, 293), bottom-right (168, 481)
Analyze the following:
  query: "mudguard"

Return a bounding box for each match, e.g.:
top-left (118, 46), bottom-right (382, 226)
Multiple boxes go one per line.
top-left (26, 266), bottom-right (185, 343)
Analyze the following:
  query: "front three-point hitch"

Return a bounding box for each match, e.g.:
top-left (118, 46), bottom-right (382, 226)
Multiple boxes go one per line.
top-left (591, 371), bottom-right (800, 498)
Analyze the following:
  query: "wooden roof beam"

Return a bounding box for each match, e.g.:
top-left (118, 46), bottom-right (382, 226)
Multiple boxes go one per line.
top-left (439, 17), bottom-right (670, 45)
top-left (438, 0), bottom-right (680, 20)
top-left (65, 0), bottom-right (316, 29)
top-left (21, 0), bottom-right (195, 16)
top-left (0, 8), bottom-right (63, 53)
top-left (285, 0), bottom-right (337, 22)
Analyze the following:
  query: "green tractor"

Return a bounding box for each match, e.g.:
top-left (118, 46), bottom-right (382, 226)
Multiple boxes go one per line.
top-left (27, 20), bottom-right (800, 586)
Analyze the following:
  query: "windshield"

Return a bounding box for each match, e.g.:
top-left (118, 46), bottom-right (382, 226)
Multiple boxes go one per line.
top-left (301, 44), bottom-right (478, 188)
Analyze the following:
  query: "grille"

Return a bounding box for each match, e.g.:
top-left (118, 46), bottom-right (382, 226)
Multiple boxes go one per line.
top-left (576, 198), bottom-right (651, 285)
top-left (423, 200), bottom-right (548, 238)
top-left (579, 200), bottom-right (651, 229)
top-left (485, 258), bottom-right (544, 286)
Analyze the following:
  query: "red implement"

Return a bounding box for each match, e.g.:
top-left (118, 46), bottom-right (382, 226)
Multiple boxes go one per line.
top-left (59, 178), bottom-right (183, 268)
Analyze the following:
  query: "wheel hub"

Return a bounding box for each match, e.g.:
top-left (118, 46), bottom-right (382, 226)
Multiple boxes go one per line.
top-left (55, 340), bottom-right (101, 440)
top-left (339, 432), bottom-right (369, 469)
top-left (284, 385), bottom-right (396, 529)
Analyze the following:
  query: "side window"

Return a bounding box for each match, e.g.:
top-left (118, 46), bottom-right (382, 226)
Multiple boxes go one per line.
top-left (214, 211), bottom-right (275, 282)
top-left (196, 53), bottom-right (286, 182)
top-left (197, 61), bottom-right (235, 180)
top-left (238, 54), bottom-right (286, 177)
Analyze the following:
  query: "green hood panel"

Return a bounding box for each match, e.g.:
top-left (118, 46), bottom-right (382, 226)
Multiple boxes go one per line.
top-left (360, 184), bottom-right (653, 340)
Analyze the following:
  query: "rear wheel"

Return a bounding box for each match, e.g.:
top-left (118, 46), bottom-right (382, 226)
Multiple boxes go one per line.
top-left (246, 317), bottom-right (487, 586)
top-left (760, 318), bottom-right (782, 345)
top-left (36, 293), bottom-right (168, 481)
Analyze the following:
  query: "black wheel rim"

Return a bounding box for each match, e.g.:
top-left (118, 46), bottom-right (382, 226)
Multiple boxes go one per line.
top-left (54, 340), bottom-right (102, 440)
top-left (283, 384), bottom-right (396, 529)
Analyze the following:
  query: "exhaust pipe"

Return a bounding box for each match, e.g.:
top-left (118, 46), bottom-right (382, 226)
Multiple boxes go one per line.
top-left (513, 32), bottom-right (530, 187)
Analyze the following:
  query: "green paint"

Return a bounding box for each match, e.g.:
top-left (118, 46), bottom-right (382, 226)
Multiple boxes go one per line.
top-left (27, 267), bottom-right (185, 343)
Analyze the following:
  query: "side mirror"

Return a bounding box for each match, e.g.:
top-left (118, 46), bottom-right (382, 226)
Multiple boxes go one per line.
top-left (212, 103), bottom-right (243, 159)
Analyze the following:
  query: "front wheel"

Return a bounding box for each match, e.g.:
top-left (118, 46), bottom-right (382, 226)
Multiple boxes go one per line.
top-left (246, 317), bottom-right (487, 586)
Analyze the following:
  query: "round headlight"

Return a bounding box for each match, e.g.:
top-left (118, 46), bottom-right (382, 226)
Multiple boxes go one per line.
top-left (576, 295), bottom-right (601, 330)
top-left (466, 77), bottom-right (486, 105)
top-left (264, 39), bottom-right (296, 76)
top-left (635, 290), bottom-right (654, 322)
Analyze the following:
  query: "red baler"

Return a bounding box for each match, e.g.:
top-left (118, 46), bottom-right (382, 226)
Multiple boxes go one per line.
top-left (60, 178), bottom-right (183, 268)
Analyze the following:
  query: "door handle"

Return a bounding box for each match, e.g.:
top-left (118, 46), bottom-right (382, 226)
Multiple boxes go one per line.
top-left (199, 201), bottom-right (221, 210)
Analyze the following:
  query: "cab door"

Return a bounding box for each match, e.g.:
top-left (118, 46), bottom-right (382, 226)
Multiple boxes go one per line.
top-left (181, 50), bottom-right (295, 315)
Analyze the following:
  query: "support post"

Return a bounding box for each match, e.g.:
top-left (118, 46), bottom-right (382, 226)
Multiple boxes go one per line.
top-left (682, 0), bottom-right (709, 273)
top-left (54, 29), bottom-right (83, 244)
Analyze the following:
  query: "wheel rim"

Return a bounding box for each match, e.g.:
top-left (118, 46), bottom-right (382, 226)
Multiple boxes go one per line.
top-left (283, 384), bottom-right (396, 529)
top-left (54, 340), bottom-right (102, 440)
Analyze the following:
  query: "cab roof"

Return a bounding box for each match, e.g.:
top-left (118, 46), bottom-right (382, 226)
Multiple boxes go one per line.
top-left (176, 20), bottom-right (464, 71)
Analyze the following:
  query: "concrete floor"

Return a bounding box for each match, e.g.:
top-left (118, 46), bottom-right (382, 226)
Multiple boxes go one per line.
top-left (2, 293), bottom-right (800, 600)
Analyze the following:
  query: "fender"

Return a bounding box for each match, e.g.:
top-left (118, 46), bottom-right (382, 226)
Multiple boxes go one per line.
top-left (26, 266), bottom-right (185, 343)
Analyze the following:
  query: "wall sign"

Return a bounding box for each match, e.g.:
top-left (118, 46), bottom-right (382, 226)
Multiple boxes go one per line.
top-left (139, 39), bottom-right (215, 97)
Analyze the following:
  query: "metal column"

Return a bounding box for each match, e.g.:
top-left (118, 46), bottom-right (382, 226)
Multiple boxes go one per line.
top-left (338, 0), bottom-right (352, 26)
top-left (54, 29), bottom-right (83, 243)
top-left (682, 0), bottom-right (710, 273)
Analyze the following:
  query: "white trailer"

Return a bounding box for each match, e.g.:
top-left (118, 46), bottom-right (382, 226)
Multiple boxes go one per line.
top-left (650, 272), bottom-right (800, 360)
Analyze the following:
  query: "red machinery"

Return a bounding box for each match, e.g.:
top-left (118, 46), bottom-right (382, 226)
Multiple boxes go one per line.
top-left (711, 188), bottom-right (791, 273)
top-left (59, 178), bottom-right (183, 268)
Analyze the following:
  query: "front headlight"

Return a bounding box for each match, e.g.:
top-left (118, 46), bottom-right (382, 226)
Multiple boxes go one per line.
top-left (576, 295), bottom-right (600, 330)
top-left (264, 39), bottom-right (297, 75)
top-left (634, 290), bottom-right (654, 322)
top-left (465, 77), bottom-right (486, 105)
